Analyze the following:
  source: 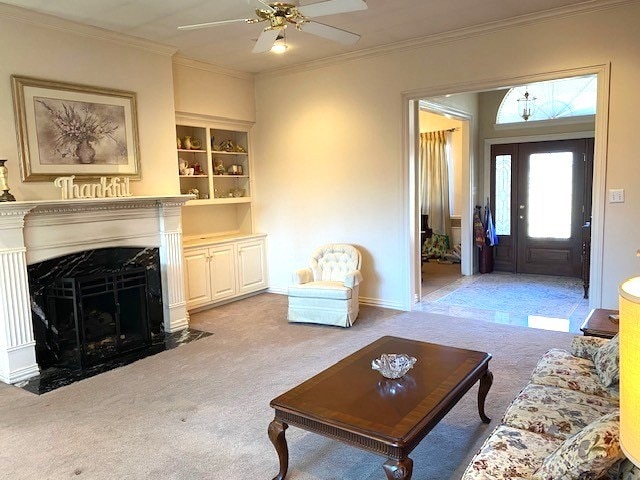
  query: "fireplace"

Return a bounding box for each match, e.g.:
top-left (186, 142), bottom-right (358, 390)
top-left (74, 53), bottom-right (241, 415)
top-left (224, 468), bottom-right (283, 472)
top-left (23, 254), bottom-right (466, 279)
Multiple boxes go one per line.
top-left (0, 196), bottom-right (191, 385)
top-left (29, 247), bottom-right (164, 370)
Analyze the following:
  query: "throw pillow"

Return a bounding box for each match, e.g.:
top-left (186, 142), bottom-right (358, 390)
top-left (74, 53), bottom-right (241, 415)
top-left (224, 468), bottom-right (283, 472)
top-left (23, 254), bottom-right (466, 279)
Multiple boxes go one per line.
top-left (422, 234), bottom-right (450, 258)
top-left (532, 411), bottom-right (623, 480)
top-left (593, 334), bottom-right (620, 387)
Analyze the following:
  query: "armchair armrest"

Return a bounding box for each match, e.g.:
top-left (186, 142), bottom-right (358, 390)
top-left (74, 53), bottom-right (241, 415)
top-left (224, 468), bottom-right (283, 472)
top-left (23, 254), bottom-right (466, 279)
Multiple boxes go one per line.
top-left (571, 335), bottom-right (610, 360)
top-left (292, 268), bottom-right (313, 285)
top-left (344, 270), bottom-right (363, 288)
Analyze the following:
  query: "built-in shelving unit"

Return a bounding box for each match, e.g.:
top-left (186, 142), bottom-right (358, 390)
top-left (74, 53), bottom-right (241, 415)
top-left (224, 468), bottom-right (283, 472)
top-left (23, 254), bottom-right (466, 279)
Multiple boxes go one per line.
top-left (175, 114), bottom-right (267, 312)
top-left (176, 122), bottom-right (252, 205)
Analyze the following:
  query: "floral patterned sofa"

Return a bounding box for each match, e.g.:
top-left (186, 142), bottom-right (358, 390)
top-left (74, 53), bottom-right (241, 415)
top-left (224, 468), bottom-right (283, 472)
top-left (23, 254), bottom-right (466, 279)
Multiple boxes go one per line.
top-left (461, 335), bottom-right (640, 480)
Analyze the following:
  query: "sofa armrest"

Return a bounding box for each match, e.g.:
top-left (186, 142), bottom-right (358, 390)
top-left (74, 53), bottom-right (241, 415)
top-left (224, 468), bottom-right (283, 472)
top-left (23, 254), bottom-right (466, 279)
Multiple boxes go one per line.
top-left (571, 335), bottom-right (610, 360)
top-left (292, 268), bottom-right (313, 285)
top-left (344, 270), bottom-right (363, 288)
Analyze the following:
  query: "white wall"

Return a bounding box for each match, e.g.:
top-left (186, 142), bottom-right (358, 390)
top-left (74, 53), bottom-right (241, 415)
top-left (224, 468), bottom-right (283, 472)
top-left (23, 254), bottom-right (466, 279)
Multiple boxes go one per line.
top-left (254, 2), bottom-right (640, 309)
top-left (0, 7), bottom-right (179, 200)
top-left (172, 58), bottom-right (255, 123)
top-left (172, 58), bottom-right (256, 238)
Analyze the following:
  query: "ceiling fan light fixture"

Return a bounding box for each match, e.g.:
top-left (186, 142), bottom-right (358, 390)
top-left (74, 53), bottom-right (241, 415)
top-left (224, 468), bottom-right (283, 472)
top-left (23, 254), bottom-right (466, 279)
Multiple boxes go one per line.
top-left (271, 33), bottom-right (288, 53)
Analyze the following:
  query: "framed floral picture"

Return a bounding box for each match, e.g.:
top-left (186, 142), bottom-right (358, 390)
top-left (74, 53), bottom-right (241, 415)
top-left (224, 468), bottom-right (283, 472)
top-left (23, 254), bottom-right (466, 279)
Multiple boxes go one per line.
top-left (11, 75), bottom-right (141, 181)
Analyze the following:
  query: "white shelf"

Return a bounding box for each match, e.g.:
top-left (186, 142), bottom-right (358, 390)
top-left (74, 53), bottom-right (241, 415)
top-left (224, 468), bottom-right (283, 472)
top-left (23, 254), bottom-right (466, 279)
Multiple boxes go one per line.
top-left (179, 175), bottom-right (208, 178)
top-left (178, 148), bottom-right (207, 153)
top-left (212, 151), bottom-right (248, 155)
top-left (185, 197), bottom-right (252, 206)
top-left (212, 174), bottom-right (249, 178)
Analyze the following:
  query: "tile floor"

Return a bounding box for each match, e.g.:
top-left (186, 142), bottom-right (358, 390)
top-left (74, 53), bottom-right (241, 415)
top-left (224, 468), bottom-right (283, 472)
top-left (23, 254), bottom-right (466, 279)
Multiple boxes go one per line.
top-left (419, 261), bottom-right (590, 334)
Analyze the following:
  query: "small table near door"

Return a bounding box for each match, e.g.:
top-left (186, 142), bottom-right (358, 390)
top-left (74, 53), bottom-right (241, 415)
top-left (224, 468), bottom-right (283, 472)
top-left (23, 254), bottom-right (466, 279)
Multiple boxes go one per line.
top-left (580, 308), bottom-right (619, 339)
top-left (268, 336), bottom-right (493, 480)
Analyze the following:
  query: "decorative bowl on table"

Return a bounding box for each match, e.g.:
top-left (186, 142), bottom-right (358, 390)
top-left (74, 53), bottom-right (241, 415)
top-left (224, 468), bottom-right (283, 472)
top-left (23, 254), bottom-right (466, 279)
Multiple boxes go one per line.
top-left (371, 353), bottom-right (417, 379)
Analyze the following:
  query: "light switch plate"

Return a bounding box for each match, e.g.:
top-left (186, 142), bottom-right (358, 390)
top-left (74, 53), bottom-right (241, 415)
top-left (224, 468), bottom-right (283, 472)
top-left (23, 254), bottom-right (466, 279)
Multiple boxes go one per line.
top-left (609, 189), bottom-right (625, 203)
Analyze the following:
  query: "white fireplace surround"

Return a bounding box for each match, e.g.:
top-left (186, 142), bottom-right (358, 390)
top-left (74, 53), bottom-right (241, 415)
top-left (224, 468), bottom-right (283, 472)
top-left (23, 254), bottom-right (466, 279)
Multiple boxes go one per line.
top-left (0, 195), bottom-right (191, 385)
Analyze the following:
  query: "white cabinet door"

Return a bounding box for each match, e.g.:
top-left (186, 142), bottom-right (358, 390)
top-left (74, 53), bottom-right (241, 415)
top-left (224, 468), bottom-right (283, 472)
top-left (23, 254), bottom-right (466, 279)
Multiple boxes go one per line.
top-left (184, 248), bottom-right (212, 309)
top-left (210, 244), bottom-right (237, 301)
top-left (237, 239), bottom-right (267, 294)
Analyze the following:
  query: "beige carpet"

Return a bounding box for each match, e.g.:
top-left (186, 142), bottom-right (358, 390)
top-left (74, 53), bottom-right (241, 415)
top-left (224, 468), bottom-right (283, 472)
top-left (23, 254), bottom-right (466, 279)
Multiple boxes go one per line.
top-left (0, 293), bottom-right (574, 479)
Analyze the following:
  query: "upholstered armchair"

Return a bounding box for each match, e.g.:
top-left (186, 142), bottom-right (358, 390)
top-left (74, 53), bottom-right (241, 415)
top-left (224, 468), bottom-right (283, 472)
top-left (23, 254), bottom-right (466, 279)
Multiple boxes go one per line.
top-left (287, 244), bottom-right (363, 327)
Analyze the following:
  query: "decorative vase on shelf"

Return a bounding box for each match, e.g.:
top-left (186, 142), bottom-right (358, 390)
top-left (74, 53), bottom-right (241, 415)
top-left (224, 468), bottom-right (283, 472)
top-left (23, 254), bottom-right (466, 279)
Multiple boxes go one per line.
top-left (177, 137), bottom-right (182, 149)
top-left (182, 136), bottom-right (192, 150)
top-left (190, 138), bottom-right (202, 150)
top-left (76, 140), bottom-right (96, 164)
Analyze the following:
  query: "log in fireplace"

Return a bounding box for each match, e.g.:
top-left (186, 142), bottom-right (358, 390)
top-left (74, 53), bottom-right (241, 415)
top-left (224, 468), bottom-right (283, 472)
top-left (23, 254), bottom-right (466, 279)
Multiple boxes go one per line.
top-left (28, 247), bottom-right (164, 370)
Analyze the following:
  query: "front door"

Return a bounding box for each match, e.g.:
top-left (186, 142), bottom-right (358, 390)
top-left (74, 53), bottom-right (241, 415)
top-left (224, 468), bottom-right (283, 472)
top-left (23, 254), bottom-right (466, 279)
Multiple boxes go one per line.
top-left (491, 138), bottom-right (593, 276)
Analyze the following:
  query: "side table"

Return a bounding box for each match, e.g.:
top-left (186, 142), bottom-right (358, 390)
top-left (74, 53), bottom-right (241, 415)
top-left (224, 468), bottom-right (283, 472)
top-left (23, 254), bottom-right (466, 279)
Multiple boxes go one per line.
top-left (580, 308), bottom-right (619, 339)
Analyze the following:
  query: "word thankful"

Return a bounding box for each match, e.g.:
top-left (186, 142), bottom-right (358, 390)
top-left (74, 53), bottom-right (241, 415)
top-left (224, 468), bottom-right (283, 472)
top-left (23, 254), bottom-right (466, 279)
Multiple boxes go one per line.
top-left (53, 176), bottom-right (132, 200)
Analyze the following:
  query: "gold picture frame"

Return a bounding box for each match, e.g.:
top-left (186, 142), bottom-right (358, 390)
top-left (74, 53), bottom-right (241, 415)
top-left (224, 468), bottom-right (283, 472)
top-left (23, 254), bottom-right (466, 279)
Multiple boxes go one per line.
top-left (11, 75), bottom-right (141, 182)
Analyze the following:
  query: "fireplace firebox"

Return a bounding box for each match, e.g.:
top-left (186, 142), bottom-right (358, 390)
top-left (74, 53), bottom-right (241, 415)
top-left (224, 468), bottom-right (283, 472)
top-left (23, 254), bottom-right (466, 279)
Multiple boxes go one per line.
top-left (29, 247), bottom-right (165, 370)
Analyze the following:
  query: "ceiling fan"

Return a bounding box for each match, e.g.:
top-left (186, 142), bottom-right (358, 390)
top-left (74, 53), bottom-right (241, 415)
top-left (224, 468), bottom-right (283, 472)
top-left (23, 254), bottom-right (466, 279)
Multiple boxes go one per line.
top-left (178, 0), bottom-right (368, 54)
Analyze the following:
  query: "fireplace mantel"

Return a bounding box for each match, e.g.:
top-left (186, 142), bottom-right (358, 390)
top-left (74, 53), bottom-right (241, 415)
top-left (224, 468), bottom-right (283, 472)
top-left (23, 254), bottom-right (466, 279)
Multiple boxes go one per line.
top-left (0, 195), bottom-right (192, 384)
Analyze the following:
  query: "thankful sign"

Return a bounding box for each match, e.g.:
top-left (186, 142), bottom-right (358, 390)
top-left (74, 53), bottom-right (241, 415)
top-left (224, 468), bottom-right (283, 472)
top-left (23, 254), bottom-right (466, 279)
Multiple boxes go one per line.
top-left (54, 176), bottom-right (132, 200)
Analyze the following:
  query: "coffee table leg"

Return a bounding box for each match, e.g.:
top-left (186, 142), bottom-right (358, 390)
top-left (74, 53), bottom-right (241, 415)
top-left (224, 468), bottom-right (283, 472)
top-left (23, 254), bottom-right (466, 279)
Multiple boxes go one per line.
top-left (477, 369), bottom-right (493, 423)
top-left (383, 457), bottom-right (413, 480)
top-left (268, 420), bottom-right (289, 480)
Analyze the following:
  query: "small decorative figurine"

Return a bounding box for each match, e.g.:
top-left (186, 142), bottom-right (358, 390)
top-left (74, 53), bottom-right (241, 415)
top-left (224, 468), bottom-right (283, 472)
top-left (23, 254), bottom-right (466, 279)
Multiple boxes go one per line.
top-left (0, 159), bottom-right (16, 202)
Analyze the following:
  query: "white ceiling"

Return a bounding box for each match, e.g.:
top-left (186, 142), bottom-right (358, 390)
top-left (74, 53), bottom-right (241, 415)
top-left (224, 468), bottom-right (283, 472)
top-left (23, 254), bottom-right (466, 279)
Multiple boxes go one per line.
top-left (1, 0), bottom-right (610, 73)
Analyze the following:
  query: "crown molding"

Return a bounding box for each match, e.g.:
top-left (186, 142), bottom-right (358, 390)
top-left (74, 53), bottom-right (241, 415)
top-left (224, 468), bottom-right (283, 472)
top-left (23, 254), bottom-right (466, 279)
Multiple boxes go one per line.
top-left (172, 56), bottom-right (254, 81)
top-left (256, 0), bottom-right (635, 79)
top-left (0, 3), bottom-right (177, 57)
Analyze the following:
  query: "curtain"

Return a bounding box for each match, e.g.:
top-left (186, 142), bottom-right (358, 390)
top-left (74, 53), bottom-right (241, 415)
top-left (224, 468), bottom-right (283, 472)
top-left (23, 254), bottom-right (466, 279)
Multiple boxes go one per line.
top-left (420, 130), bottom-right (452, 239)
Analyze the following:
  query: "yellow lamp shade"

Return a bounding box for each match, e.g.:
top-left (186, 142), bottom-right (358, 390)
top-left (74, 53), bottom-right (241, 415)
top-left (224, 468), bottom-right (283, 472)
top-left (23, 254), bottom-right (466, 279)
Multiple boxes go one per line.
top-left (619, 277), bottom-right (640, 468)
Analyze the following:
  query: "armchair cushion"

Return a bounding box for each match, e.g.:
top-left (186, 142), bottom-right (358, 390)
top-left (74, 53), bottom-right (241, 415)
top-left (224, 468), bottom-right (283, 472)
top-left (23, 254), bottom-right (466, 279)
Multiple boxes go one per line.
top-left (288, 281), bottom-right (353, 300)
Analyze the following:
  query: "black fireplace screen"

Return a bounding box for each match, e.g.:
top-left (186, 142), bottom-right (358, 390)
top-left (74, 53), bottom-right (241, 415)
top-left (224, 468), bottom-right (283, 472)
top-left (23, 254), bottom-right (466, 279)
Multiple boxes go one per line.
top-left (45, 269), bottom-right (150, 368)
top-left (28, 247), bottom-right (164, 370)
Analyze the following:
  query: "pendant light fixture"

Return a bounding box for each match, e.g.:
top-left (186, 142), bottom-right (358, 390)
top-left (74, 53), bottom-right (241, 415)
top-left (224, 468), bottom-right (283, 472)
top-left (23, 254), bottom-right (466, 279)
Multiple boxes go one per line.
top-left (517, 87), bottom-right (536, 121)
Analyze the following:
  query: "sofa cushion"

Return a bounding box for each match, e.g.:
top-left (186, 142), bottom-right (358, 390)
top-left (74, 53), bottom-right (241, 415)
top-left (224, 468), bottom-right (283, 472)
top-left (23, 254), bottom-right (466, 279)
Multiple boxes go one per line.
top-left (594, 334), bottom-right (620, 387)
top-left (532, 411), bottom-right (623, 480)
top-left (461, 425), bottom-right (562, 480)
top-left (530, 348), bottom-right (618, 399)
top-left (571, 335), bottom-right (611, 361)
top-left (502, 383), bottom-right (619, 440)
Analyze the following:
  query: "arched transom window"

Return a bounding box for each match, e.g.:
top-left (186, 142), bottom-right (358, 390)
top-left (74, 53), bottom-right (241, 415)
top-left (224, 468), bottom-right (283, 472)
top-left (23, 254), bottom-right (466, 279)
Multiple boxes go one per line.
top-left (496, 75), bottom-right (597, 124)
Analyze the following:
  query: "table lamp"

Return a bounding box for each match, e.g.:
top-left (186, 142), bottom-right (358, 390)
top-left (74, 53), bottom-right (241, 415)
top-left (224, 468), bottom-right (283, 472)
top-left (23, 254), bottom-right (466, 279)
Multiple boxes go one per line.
top-left (619, 277), bottom-right (640, 467)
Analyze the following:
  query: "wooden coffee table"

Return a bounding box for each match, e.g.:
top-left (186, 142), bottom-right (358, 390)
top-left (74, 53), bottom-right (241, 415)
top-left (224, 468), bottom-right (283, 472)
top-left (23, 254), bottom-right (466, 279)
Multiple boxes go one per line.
top-left (268, 336), bottom-right (493, 480)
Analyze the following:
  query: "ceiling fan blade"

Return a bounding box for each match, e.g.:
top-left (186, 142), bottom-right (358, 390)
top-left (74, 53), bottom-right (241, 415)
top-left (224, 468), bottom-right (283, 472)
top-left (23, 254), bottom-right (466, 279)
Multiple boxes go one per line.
top-left (298, 0), bottom-right (367, 18)
top-left (301, 21), bottom-right (360, 44)
top-left (248, 0), bottom-right (276, 11)
top-left (252, 28), bottom-right (281, 53)
top-left (178, 18), bottom-right (250, 31)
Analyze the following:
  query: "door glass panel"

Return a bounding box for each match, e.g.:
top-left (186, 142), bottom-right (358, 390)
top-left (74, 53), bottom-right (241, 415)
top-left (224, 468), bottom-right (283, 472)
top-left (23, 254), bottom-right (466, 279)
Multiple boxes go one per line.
top-left (527, 152), bottom-right (573, 239)
top-left (495, 154), bottom-right (511, 235)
